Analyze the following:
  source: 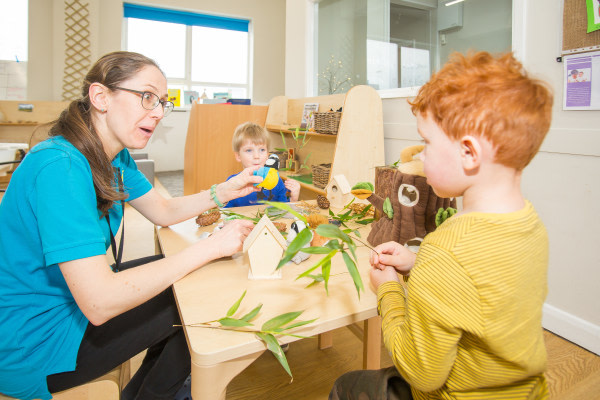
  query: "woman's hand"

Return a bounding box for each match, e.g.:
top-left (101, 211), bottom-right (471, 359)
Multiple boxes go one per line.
top-left (370, 241), bottom-right (416, 276)
top-left (206, 219), bottom-right (255, 259)
top-left (217, 165), bottom-right (263, 203)
top-left (284, 178), bottom-right (301, 202)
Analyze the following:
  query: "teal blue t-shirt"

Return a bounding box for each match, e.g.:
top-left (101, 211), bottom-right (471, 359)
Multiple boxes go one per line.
top-left (0, 136), bottom-right (151, 400)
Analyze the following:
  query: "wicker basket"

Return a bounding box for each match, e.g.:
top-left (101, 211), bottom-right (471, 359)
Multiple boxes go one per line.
top-left (311, 163), bottom-right (331, 189)
top-left (313, 112), bottom-right (341, 135)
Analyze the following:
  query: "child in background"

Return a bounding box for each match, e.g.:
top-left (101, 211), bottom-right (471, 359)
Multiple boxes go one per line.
top-left (330, 51), bottom-right (553, 399)
top-left (225, 122), bottom-right (300, 207)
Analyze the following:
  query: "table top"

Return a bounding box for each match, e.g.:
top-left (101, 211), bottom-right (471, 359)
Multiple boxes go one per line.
top-left (157, 203), bottom-right (378, 367)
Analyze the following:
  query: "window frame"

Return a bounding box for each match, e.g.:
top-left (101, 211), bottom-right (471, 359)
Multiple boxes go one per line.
top-left (122, 3), bottom-right (252, 108)
top-left (309, 0), bottom-right (524, 99)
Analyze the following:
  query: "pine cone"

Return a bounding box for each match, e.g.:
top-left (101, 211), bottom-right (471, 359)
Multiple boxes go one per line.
top-left (273, 221), bottom-right (287, 232)
top-left (316, 195), bottom-right (330, 209)
top-left (196, 209), bottom-right (221, 226)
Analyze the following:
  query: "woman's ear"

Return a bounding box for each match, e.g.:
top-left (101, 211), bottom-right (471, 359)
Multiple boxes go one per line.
top-left (89, 82), bottom-right (109, 113)
top-left (460, 135), bottom-right (482, 173)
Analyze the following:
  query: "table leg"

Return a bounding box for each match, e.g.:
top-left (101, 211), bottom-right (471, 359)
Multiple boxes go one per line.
top-left (318, 332), bottom-right (333, 349)
top-left (363, 316), bottom-right (381, 370)
top-left (190, 351), bottom-right (264, 400)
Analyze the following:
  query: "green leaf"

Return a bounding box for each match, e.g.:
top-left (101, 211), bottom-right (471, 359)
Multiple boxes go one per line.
top-left (322, 259), bottom-right (331, 295)
top-left (305, 274), bottom-right (324, 288)
top-left (255, 332), bottom-right (292, 379)
top-left (262, 311), bottom-right (304, 331)
top-left (218, 317), bottom-right (253, 327)
top-left (301, 246), bottom-right (335, 254)
top-left (383, 197), bottom-right (394, 219)
top-left (240, 304), bottom-right (263, 322)
top-left (342, 251), bottom-right (364, 298)
top-left (316, 224), bottom-right (352, 245)
top-left (262, 201), bottom-right (307, 223)
top-left (279, 318), bottom-right (318, 331)
top-left (277, 228), bottom-right (312, 269)
top-left (227, 290), bottom-right (246, 317)
top-left (297, 250), bottom-right (337, 280)
top-left (325, 240), bottom-right (342, 250)
top-left (280, 131), bottom-right (288, 149)
top-left (351, 182), bottom-right (375, 192)
top-left (355, 218), bottom-right (374, 225)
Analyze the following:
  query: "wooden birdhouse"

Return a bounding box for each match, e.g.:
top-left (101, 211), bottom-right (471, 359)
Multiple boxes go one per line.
top-left (243, 215), bottom-right (288, 279)
top-left (326, 174), bottom-right (352, 209)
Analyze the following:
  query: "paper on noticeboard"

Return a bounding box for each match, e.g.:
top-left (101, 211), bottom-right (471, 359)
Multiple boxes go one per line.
top-left (563, 50), bottom-right (600, 110)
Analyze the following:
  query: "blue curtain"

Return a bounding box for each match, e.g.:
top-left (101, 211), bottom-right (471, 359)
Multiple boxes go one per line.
top-left (123, 3), bottom-right (249, 32)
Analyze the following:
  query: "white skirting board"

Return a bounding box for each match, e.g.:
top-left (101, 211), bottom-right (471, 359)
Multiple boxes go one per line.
top-left (543, 303), bottom-right (600, 356)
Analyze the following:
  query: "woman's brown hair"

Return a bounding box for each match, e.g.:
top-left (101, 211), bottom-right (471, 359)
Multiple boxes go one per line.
top-left (49, 51), bottom-right (163, 216)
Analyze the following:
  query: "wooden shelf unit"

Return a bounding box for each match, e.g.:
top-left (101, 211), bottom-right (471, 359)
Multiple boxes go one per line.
top-left (265, 85), bottom-right (384, 198)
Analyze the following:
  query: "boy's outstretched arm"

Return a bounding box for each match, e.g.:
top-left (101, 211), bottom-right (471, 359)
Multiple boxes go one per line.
top-left (370, 241), bottom-right (416, 276)
top-left (377, 248), bottom-right (478, 393)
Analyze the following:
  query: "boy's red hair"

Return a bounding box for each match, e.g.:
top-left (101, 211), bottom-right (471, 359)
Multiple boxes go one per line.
top-left (410, 51), bottom-right (553, 170)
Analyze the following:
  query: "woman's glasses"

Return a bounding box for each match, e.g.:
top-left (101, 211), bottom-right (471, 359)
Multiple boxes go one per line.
top-left (112, 87), bottom-right (174, 117)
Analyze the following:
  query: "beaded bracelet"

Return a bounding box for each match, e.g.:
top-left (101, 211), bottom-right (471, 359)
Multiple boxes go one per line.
top-left (210, 184), bottom-right (225, 208)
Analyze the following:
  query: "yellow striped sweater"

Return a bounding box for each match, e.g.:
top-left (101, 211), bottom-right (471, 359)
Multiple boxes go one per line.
top-left (378, 200), bottom-right (549, 399)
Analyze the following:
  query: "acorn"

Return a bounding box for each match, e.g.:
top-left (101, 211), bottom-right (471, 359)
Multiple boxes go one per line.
top-left (316, 195), bottom-right (330, 209)
top-left (196, 208), bottom-right (221, 226)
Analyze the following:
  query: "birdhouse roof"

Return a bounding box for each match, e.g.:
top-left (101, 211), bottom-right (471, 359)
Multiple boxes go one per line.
top-left (243, 214), bottom-right (288, 252)
top-left (326, 174), bottom-right (352, 194)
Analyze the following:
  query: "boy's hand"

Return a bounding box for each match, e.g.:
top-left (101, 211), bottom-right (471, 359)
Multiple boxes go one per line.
top-left (370, 265), bottom-right (400, 289)
top-left (370, 241), bottom-right (416, 276)
top-left (284, 178), bottom-right (301, 202)
top-left (219, 165), bottom-right (262, 202)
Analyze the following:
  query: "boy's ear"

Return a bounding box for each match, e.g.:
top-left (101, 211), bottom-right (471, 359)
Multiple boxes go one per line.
top-left (234, 152), bottom-right (242, 162)
top-left (460, 135), bottom-right (482, 172)
top-left (89, 82), bottom-right (109, 112)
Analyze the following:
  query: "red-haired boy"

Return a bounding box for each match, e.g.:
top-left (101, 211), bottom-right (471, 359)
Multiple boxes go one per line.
top-left (330, 51), bottom-right (553, 399)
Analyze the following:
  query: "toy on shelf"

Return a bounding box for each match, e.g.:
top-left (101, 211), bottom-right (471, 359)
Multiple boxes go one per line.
top-left (363, 145), bottom-right (457, 247)
top-left (243, 215), bottom-right (288, 280)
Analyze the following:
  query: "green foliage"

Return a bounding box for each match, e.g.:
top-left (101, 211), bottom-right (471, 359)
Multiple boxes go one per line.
top-left (221, 206), bottom-right (288, 224)
top-left (184, 291), bottom-right (316, 381)
top-left (266, 203), bottom-right (367, 298)
top-left (435, 207), bottom-right (457, 227)
top-left (351, 182), bottom-right (374, 192)
top-left (328, 201), bottom-right (374, 227)
top-left (383, 197), bottom-right (394, 219)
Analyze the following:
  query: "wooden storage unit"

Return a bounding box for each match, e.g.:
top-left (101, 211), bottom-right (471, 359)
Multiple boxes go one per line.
top-left (182, 85), bottom-right (384, 200)
top-left (265, 85), bottom-right (384, 199)
top-left (0, 101), bottom-right (68, 144)
top-left (183, 104), bottom-right (268, 195)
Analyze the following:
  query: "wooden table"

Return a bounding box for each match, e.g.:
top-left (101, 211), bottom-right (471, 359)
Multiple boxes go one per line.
top-left (157, 204), bottom-right (381, 399)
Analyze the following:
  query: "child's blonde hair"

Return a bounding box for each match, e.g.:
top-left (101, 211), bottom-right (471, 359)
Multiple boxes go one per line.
top-left (410, 51), bottom-right (553, 171)
top-left (232, 122), bottom-right (270, 152)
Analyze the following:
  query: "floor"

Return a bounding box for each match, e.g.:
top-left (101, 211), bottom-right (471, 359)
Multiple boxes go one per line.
top-left (155, 170), bottom-right (184, 197)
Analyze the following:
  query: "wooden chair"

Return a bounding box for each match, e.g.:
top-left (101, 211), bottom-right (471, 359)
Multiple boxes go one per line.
top-left (0, 360), bottom-right (130, 400)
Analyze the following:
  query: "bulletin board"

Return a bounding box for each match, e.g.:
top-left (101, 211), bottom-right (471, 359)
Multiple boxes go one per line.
top-left (562, 0), bottom-right (600, 55)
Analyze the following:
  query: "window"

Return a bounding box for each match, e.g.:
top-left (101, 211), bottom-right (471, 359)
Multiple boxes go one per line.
top-left (315, 0), bottom-right (513, 98)
top-left (0, 0), bottom-right (28, 100)
top-left (124, 3), bottom-right (251, 107)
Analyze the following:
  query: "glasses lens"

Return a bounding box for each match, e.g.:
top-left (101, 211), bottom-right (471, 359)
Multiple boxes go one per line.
top-left (141, 92), bottom-right (160, 110)
top-left (163, 101), bottom-right (174, 117)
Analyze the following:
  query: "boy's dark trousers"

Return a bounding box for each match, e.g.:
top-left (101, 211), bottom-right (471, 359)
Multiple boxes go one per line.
top-left (329, 366), bottom-right (414, 400)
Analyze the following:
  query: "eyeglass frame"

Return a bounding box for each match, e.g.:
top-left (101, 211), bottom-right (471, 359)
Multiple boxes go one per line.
top-left (111, 86), bottom-right (175, 117)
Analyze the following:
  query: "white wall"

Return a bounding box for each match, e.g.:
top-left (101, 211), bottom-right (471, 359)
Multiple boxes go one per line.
top-left (27, 0), bottom-right (286, 172)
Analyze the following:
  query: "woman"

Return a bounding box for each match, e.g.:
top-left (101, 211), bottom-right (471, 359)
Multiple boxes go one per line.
top-left (0, 51), bottom-right (260, 400)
